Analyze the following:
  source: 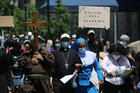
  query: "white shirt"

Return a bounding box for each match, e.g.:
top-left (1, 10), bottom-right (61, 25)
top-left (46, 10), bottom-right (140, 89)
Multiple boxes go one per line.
top-left (101, 54), bottom-right (131, 85)
top-left (79, 51), bottom-right (96, 66)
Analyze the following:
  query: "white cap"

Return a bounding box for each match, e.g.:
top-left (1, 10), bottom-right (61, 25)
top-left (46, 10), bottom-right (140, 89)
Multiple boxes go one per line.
top-left (60, 33), bottom-right (70, 39)
top-left (88, 30), bottom-right (95, 35)
top-left (120, 35), bottom-right (129, 42)
top-left (28, 32), bottom-right (32, 36)
top-left (24, 40), bottom-right (30, 44)
top-left (72, 34), bottom-right (76, 39)
top-left (19, 34), bottom-right (24, 38)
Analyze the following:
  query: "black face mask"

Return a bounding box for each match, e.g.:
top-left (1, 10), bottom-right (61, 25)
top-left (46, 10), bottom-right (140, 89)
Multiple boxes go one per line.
top-left (88, 34), bottom-right (95, 42)
top-left (89, 36), bottom-right (95, 42)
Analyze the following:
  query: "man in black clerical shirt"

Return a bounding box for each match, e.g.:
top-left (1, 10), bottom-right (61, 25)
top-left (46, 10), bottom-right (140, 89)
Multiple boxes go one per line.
top-left (53, 33), bottom-right (82, 93)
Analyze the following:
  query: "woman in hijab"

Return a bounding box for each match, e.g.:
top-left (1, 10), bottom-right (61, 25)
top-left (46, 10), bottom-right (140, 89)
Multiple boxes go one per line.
top-left (75, 38), bottom-right (103, 93)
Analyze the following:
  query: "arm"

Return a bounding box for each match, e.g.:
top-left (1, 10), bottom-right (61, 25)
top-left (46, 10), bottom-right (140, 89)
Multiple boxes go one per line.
top-left (93, 58), bottom-right (103, 81)
top-left (73, 52), bottom-right (82, 75)
top-left (101, 56), bottom-right (112, 74)
top-left (103, 26), bottom-right (110, 44)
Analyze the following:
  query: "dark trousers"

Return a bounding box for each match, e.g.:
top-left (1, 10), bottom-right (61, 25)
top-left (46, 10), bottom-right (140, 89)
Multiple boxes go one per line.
top-left (53, 78), bottom-right (74, 93)
top-left (103, 80), bottom-right (126, 93)
top-left (25, 76), bottom-right (52, 93)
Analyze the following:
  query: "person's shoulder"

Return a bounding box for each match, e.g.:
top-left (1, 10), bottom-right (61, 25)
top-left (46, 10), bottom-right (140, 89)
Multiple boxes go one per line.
top-left (86, 50), bottom-right (96, 56)
top-left (103, 54), bottom-right (110, 61)
top-left (53, 49), bottom-right (61, 55)
top-left (127, 47), bottom-right (135, 52)
top-left (40, 48), bottom-right (52, 55)
top-left (69, 48), bottom-right (77, 53)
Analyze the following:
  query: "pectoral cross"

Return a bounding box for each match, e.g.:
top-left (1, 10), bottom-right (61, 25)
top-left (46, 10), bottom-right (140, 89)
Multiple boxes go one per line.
top-left (65, 63), bottom-right (69, 69)
top-left (22, 11), bottom-right (48, 52)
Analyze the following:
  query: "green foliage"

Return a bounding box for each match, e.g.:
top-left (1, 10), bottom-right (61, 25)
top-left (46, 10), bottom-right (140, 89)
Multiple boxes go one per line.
top-left (14, 4), bottom-right (47, 37)
top-left (50, 0), bottom-right (71, 39)
top-left (0, 0), bottom-right (71, 38)
top-left (14, 8), bottom-right (25, 35)
top-left (14, 4), bottom-right (38, 35)
top-left (0, 0), bottom-right (12, 16)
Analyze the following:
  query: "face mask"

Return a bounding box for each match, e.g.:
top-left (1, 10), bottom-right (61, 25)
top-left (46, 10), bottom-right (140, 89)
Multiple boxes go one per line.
top-left (78, 48), bottom-right (86, 54)
top-left (119, 41), bottom-right (128, 48)
top-left (61, 41), bottom-right (70, 48)
top-left (41, 43), bottom-right (45, 47)
top-left (38, 43), bottom-right (42, 49)
top-left (55, 43), bottom-right (60, 48)
top-left (112, 54), bottom-right (121, 60)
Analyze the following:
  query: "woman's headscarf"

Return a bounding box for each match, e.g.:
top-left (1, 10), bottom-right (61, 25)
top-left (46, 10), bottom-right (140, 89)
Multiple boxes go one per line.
top-left (71, 38), bottom-right (88, 52)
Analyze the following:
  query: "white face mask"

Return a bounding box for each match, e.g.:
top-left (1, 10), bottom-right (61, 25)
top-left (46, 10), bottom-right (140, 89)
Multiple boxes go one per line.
top-left (119, 41), bottom-right (128, 48)
top-left (112, 54), bottom-right (121, 60)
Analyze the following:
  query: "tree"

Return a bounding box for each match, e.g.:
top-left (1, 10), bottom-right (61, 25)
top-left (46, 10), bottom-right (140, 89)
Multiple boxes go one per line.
top-left (0, 0), bottom-right (12, 16)
top-left (14, 8), bottom-right (25, 35)
top-left (14, 4), bottom-right (38, 35)
top-left (50, 0), bottom-right (71, 39)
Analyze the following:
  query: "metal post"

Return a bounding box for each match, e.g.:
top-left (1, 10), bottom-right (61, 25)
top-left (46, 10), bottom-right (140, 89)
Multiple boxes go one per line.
top-left (24, 0), bottom-right (27, 32)
top-left (99, 29), bottom-right (102, 40)
top-left (10, 0), bottom-right (14, 39)
top-left (47, 0), bottom-right (50, 38)
top-left (10, 0), bottom-right (14, 16)
top-left (114, 12), bottom-right (117, 44)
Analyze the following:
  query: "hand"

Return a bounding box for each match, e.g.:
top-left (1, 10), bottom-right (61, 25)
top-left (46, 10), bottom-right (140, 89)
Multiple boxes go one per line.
top-left (133, 85), bottom-right (137, 93)
top-left (99, 56), bottom-right (103, 60)
top-left (75, 64), bottom-right (82, 68)
top-left (33, 52), bottom-right (43, 61)
top-left (73, 70), bottom-right (78, 75)
top-left (104, 26), bottom-right (109, 31)
top-left (99, 80), bottom-right (103, 85)
top-left (79, 26), bottom-right (85, 30)
top-left (32, 57), bottom-right (39, 64)
top-left (110, 72), bottom-right (117, 77)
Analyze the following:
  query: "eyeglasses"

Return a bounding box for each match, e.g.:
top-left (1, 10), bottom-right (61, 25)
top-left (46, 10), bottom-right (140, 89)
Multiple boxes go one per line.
top-left (78, 45), bottom-right (86, 48)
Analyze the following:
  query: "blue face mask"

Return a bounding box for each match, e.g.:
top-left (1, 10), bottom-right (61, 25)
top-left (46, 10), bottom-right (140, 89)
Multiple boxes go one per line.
top-left (55, 43), bottom-right (60, 48)
top-left (38, 43), bottom-right (42, 49)
top-left (41, 43), bottom-right (45, 47)
top-left (61, 41), bottom-right (70, 48)
top-left (112, 54), bottom-right (121, 60)
top-left (119, 41), bottom-right (128, 48)
top-left (78, 48), bottom-right (86, 54)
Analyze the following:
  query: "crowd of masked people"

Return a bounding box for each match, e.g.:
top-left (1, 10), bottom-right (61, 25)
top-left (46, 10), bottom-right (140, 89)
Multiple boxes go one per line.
top-left (0, 28), bottom-right (140, 93)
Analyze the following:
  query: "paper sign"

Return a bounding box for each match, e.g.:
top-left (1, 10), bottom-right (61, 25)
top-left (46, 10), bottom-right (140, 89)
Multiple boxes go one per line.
top-left (121, 68), bottom-right (133, 78)
top-left (90, 67), bottom-right (99, 90)
top-left (0, 16), bottom-right (14, 27)
top-left (79, 6), bottom-right (110, 28)
top-left (60, 74), bottom-right (74, 84)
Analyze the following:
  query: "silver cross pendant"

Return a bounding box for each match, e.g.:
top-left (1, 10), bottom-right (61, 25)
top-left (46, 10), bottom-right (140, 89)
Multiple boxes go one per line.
top-left (65, 63), bottom-right (69, 69)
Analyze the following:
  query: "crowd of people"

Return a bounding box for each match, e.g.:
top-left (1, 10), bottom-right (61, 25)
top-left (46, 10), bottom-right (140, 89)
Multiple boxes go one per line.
top-left (0, 29), bottom-right (140, 93)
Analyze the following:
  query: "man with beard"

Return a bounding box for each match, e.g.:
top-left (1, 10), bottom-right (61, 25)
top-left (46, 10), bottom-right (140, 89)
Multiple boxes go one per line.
top-left (18, 36), bottom-right (55, 93)
top-left (53, 33), bottom-right (82, 93)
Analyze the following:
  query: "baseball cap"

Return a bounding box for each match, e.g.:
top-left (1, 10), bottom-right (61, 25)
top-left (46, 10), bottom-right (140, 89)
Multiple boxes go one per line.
top-left (88, 30), bottom-right (95, 35)
top-left (60, 33), bottom-right (70, 40)
top-left (120, 35), bottom-right (129, 42)
top-left (28, 32), bottom-right (32, 36)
